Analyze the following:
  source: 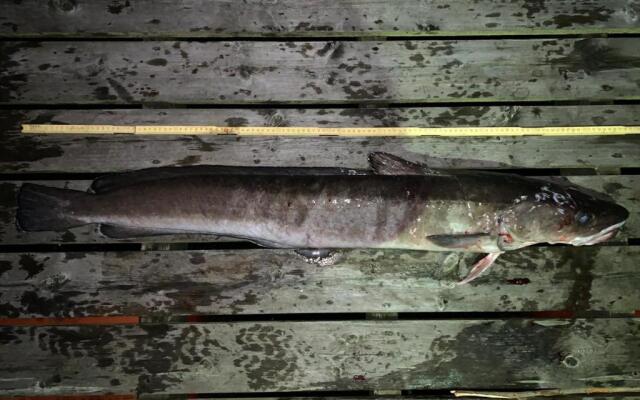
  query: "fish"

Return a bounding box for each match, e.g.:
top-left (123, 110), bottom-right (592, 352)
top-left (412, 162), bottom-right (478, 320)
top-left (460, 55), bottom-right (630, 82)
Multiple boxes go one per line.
top-left (16, 153), bottom-right (629, 284)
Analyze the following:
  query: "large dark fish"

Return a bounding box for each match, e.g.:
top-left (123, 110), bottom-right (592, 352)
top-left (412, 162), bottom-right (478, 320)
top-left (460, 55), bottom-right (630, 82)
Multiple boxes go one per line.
top-left (16, 153), bottom-right (629, 283)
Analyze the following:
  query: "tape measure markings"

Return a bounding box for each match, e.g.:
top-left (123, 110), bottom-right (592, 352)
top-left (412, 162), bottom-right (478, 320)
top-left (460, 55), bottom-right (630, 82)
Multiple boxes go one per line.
top-left (21, 124), bottom-right (640, 137)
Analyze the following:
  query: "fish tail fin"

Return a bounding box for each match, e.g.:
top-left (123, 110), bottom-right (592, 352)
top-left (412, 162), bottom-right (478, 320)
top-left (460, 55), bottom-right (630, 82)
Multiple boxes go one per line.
top-left (17, 183), bottom-right (89, 232)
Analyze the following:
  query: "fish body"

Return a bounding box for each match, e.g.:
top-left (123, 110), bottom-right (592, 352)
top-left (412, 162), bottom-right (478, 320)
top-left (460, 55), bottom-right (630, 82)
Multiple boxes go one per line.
top-left (16, 153), bottom-right (629, 283)
top-left (19, 174), bottom-right (506, 251)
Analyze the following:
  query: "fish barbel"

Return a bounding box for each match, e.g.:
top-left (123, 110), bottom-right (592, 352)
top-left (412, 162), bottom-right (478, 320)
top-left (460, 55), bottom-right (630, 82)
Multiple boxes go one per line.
top-left (16, 153), bottom-right (629, 283)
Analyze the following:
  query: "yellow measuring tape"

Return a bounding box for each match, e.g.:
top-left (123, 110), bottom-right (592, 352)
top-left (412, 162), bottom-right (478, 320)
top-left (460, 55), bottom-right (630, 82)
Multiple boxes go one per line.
top-left (21, 124), bottom-right (640, 137)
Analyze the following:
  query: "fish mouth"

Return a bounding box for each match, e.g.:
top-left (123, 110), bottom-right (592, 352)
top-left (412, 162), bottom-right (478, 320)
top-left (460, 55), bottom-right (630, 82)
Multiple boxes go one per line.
top-left (570, 221), bottom-right (626, 246)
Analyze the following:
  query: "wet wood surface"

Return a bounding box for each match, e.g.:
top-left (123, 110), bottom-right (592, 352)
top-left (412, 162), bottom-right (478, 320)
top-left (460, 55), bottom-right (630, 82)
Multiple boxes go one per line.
top-left (1, 1), bottom-right (639, 398)
top-left (3, 38), bottom-right (640, 105)
top-left (2, 0), bottom-right (640, 37)
top-left (1, 245), bottom-right (639, 318)
top-left (1, 319), bottom-right (639, 395)
top-left (2, 107), bottom-right (640, 173)
top-left (0, 175), bottom-right (637, 244)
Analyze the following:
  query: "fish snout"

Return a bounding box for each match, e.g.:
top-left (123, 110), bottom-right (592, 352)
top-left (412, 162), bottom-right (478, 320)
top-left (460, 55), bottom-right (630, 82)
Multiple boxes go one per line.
top-left (584, 228), bottom-right (619, 245)
top-left (573, 220), bottom-right (626, 246)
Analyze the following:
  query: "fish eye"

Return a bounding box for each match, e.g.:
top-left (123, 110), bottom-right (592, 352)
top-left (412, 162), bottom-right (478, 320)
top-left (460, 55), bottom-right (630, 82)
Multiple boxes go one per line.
top-left (575, 211), bottom-right (592, 225)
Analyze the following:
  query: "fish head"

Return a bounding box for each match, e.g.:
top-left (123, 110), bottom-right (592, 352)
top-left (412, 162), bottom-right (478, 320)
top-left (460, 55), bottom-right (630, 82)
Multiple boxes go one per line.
top-left (500, 182), bottom-right (629, 248)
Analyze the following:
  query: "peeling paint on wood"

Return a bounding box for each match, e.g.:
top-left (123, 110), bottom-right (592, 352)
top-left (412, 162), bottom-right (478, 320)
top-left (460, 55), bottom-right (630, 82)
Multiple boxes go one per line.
top-left (2, 39), bottom-right (640, 104)
top-left (0, 319), bottom-right (638, 395)
top-left (1, 0), bottom-right (640, 37)
top-left (1, 246), bottom-right (640, 317)
top-left (0, 175), bottom-right (637, 244)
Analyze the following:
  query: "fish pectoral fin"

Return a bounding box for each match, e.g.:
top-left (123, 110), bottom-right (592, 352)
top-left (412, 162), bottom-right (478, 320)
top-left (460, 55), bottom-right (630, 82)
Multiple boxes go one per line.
top-left (368, 152), bottom-right (440, 175)
top-left (427, 233), bottom-right (492, 249)
top-left (457, 252), bottom-right (503, 285)
top-left (99, 224), bottom-right (183, 238)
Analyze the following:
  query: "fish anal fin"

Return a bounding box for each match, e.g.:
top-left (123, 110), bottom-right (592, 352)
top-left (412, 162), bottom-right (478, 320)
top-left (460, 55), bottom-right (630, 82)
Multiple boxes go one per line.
top-left (368, 152), bottom-right (436, 175)
top-left (457, 252), bottom-right (503, 285)
top-left (99, 224), bottom-right (177, 239)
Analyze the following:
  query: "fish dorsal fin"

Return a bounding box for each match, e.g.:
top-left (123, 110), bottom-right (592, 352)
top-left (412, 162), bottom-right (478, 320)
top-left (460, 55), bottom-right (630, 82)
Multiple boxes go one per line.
top-left (92, 165), bottom-right (370, 194)
top-left (368, 152), bottom-right (439, 175)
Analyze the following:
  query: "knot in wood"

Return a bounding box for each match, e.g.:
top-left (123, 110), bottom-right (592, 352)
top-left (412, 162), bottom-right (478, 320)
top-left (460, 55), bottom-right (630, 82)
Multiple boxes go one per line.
top-left (562, 354), bottom-right (580, 368)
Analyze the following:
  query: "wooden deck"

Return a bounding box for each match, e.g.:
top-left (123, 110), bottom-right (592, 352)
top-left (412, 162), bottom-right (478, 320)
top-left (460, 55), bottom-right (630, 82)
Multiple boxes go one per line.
top-left (0, 1), bottom-right (639, 399)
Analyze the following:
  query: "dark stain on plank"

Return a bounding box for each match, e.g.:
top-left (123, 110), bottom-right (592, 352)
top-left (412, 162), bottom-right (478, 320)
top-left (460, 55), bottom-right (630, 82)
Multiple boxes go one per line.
top-left (19, 290), bottom-right (79, 318)
top-left (0, 122), bottom-right (64, 171)
top-left (409, 53), bottom-right (425, 63)
top-left (556, 247), bottom-right (597, 314)
top-left (234, 324), bottom-right (297, 390)
top-left (342, 83), bottom-right (387, 99)
top-left (122, 324), bottom-right (177, 392)
top-left (316, 42), bottom-right (345, 60)
top-left (49, 0), bottom-right (77, 13)
top-left (147, 58), bottom-right (168, 67)
top-left (551, 39), bottom-right (640, 74)
top-left (551, 7), bottom-right (613, 29)
top-left (0, 183), bottom-right (17, 233)
top-left (107, 0), bottom-right (131, 14)
top-left (417, 23), bottom-right (440, 32)
top-left (93, 86), bottom-right (118, 101)
top-left (61, 230), bottom-right (76, 243)
top-left (19, 254), bottom-right (46, 279)
top-left (523, 0), bottom-right (547, 19)
top-left (2, 319), bottom-right (640, 393)
top-left (176, 155), bottom-right (201, 166)
top-left (225, 117), bottom-right (249, 127)
top-left (603, 181), bottom-right (626, 196)
top-left (316, 42), bottom-right (334, 57)
top-left (107, 78), bottom-right (135, 102)
top-left (135, 266), bottom-right (266, 314)
top-left (431, 106), bottom-right (492, 126)
top-left (0, 42), bottom-right (41, 102)
top-left (0, 260), bottom-right (12, 276)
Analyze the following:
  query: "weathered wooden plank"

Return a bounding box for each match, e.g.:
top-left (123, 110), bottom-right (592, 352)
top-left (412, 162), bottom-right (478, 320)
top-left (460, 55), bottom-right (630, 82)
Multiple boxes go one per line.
top-left (2, 38), bottom-right (640, 104)
top-left (1, 319), bottom-right (638, 394)
top-left (2, 0), bottom-right (640, 37)
top-left (1, 175), bottom-right (637, 244)
top-left (3, 108), bottom-right (640, 173)
top-left (1, 246), bottom-right (639, 318)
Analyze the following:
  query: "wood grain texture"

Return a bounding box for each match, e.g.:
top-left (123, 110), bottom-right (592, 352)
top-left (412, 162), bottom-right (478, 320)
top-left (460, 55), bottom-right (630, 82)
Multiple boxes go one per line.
top-left (2, 38), bottom-right (640, 104)
top-left (1, 319), bottom-right (638, 394)
top-left (1, 0), bottom-right (640, 37)
top-left (1, 246), bottom-right (639, 318)
top-left (2, 108), bottom-right (640, 173)
top-left (0, 175), bottom-right (637, 244)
